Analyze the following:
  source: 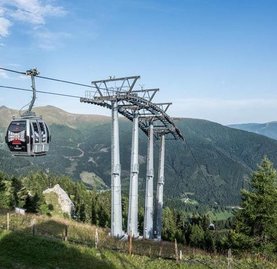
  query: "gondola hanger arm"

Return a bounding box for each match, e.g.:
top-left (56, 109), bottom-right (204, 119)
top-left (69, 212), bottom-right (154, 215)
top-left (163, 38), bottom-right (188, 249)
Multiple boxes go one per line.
top-left (23, 68), bottom-right (39, 116)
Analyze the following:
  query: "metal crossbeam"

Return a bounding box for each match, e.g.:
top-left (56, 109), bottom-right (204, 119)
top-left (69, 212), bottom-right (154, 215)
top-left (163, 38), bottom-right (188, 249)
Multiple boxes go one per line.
top-left (83, 76), bottom-right (183, 139)
top-left (132, 88), bottom-right (159, 101)
top-left (154, 103), bottom-right (172, 113)
top-left (92, 75), bottom-right (140, 84)
top-left (139, 114), bottom-right (163, 119)
top-left (91, 76), bottom-right (140, 96)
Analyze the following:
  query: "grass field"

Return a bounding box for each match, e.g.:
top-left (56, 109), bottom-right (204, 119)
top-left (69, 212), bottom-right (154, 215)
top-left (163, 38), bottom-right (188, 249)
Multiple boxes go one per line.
top-left (207, 210), bottom-right (234, 221)
top-left (0, 213), bottom-right (276, 269)
top-left (0, 230), bottom-right (209, 269)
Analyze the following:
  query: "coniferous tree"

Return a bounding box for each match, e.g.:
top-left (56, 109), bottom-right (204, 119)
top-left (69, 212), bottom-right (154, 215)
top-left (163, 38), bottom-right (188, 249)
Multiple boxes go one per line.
top-left (162, 207), bottom-right (177, 241)
top-left (235, 157), bottom-right (277, 248)
top-left (190, 224), bottom-right (205, 248)
top-left (0, 172), bottom-right (14, 209)
top-left (24, 193), bottom-right (41, 213)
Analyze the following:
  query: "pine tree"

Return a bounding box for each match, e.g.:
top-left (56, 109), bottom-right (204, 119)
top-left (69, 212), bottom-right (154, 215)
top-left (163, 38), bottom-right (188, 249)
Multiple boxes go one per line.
top-left (162, 207), bottom-right (177, 241)
top-left (0, 177), bottom-right (10, 209)
top-left (24, 193), bottom-right (41, 213)
top-left (190, 224), bottom-right (205, 248)
top-left (235, 156), bottom-right (277, 246)
top-left (0, 172), bottom-right (14, 209)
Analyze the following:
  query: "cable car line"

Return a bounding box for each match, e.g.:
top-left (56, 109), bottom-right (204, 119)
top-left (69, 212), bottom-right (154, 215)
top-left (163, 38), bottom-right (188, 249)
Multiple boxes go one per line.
top-left (36, 74), bottom-right (95, 89)
top-left (0, 85), bottom-right (84, 99)
top-left (0, 67), bottom-right (121, 93)
top-left (0, 67), bottom-right (95, 89)
top-left (0, 67), bottom-right (26, 75)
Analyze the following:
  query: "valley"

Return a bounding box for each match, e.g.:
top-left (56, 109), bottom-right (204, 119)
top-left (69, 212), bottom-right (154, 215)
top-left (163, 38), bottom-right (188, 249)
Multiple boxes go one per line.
top-left (1, 106), bottom-right (277, 207)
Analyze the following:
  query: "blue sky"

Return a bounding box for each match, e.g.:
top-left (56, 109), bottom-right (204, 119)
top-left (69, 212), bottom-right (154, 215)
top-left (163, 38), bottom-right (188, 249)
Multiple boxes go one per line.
top-left (0, 0), bottom-right (277, 124)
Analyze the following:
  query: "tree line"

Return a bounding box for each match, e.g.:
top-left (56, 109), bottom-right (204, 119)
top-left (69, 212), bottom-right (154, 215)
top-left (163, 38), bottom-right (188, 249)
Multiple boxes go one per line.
top-left (0, 157), bottom-right (276, 256)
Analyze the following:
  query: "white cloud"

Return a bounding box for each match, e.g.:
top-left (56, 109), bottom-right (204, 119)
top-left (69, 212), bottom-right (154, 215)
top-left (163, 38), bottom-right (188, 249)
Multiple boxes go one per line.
top-left (0, 17), bottom-right (11, 37)
top-left (0, 6), bottom-right (4, 16)
top-left (0, 0), bottom-right (66, 38)
top-left (9, 0), bottom-right (66, 25)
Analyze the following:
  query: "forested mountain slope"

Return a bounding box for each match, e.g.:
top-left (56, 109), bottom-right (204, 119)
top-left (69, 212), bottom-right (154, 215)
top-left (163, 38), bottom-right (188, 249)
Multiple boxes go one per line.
top-left (1, 106), bottom-right (277, 206)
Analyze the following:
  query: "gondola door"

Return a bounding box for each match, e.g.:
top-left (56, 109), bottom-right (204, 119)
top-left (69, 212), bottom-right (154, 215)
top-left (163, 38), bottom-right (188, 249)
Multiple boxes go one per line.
top-left (29, 120), bottom-right (33, 153)
top-left (31, 120), bottom-right (42, 155)
top-left (38, 120), bottom-right (50, 153)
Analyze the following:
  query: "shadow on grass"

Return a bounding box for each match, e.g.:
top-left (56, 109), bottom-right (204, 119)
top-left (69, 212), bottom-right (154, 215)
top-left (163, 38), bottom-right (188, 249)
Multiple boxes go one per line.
top-left (0, 219), bottom-right (119, 269)
top-left (98, 248), bottom-right (139, 269)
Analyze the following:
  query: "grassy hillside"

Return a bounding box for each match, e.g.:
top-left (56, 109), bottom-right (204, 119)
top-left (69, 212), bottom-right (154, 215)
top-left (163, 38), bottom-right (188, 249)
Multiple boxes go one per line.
top-left (0, 105), bottom-right (110, 127)
top-left (0, 213), bottom-right (225, 269)
top-left (0, 230), bottom-right (231, 269)
top-left (0, 230), bottom-right (194, 269)
top-left (0, 213), bottom-right (275, 269)
top-left (2, 106), bottom-right (277, 206)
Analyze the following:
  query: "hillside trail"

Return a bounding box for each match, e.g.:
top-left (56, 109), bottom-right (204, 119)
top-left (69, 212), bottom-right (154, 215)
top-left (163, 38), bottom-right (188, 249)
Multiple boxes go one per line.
top-left (63, 143), bottom-right (84, 160)
top-left (76, 143), bottom-right (84, 158)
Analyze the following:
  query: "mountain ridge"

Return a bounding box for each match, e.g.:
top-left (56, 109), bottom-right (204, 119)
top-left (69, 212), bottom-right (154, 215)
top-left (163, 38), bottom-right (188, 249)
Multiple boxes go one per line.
top-left (1, 106), bottom-right (277, 206)
top-left (0, 105), bottom-right (110, 128)
top-left (229, 122), bottom-right (277, 140)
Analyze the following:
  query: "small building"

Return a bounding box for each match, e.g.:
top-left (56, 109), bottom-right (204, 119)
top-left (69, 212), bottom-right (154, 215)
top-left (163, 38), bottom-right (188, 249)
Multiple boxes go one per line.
top-left (15, 207), bottom-right (26, 215)
top-left (208, 223), bottom-right (215, 230)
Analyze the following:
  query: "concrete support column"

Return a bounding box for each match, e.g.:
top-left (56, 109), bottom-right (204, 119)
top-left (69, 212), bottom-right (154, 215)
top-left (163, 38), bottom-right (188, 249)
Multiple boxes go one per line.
top-left (143, 123), bottom-right (154, 239)
top-left (111, 101), bottom-right (123, 237)
top-left (156, 134), bottom-right (165, 241)
top-left (127, 112), bottom-right (139, 237)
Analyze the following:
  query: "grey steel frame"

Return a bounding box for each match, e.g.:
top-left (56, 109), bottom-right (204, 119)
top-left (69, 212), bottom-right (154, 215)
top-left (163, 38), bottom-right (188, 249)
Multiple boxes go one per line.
top-left (80, 76), bottom-right (183, 239)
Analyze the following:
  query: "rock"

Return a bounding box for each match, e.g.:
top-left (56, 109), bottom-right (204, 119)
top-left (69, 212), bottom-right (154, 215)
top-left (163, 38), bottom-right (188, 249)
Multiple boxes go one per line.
top-left (43, 184), bottom-right (75, 217)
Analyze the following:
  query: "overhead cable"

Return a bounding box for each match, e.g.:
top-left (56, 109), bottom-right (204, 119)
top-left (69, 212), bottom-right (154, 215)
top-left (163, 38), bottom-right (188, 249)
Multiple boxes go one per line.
top-left (0, 67), bottom-right (25, 75)
top-left (0, 67), bottom-right (94, 89)
top-left (36, 75), bottom-right (94, 88)
top-left (0, 85), bottom-right (82, 99)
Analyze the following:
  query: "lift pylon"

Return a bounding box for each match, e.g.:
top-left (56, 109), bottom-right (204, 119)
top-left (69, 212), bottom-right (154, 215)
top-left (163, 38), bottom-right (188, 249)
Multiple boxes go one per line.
top-left (80, 76), bottom-right (183, 239)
